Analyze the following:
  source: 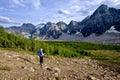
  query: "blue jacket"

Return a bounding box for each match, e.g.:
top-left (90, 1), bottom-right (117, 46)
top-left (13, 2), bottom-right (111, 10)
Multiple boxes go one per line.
top-left (38, 50), bottom-right (43, 56)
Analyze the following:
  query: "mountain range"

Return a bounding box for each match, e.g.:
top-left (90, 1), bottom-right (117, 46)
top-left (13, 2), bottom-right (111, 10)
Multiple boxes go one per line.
top-left (5, 4), bottom-right (120, 44)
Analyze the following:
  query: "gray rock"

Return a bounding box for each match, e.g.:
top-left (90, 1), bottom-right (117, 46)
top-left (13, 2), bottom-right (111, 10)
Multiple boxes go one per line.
top-left (88, 75), bottom-right (100, 80)
top-left (46, 67), bottom-right (53, 72)
top-left (53, 67), bottom-right (60, 73)
top-left (117, 74), bottom-right (120, 78)
top-left (29, 67), bottom-right (35, 72)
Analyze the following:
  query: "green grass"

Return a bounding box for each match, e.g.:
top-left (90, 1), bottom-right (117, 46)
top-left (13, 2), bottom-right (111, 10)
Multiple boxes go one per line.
top-left (1, 40), bottom-right (120, 64)
top-left (88, 50), bottom-right (120, 65)
top-left (0, 65), bottom-right (11, 71)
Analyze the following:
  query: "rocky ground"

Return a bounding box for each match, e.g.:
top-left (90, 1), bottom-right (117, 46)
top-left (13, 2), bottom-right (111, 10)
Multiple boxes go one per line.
top-left (0, 50), bottom-right (120, 80)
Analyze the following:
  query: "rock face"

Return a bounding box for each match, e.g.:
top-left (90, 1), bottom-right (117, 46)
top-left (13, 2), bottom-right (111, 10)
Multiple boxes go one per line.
top-left (40, 22), bottom-right (62, 39)
top-left (56, 21), bottom-right (68, 33)
top-left (6, 23), bottom-right (36, 34)
top-left (67, 20), bottom-right (81, 34)
top-left (81, 4), bottom-right (120, 37)
top-left (21, 23), bottom-right (36, 33)
top-left (6, 26), bottom-right (22, 34)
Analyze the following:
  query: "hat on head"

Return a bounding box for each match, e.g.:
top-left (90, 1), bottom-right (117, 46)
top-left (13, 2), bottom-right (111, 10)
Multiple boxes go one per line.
top-left (41, 48), bottom-right (43, 51)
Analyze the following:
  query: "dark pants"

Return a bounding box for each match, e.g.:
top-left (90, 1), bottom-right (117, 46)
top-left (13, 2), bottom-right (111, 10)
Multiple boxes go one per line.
top-left (39, 56), bottom-right (43, 63)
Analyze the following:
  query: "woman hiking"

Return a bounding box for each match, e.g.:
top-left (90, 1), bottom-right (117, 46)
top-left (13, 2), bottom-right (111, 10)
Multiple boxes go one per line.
top-left (38, 48), bottom-right (44, 68)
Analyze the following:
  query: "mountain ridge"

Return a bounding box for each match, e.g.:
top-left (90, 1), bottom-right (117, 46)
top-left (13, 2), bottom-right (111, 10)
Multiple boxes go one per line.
top-left (5, 4), bottom-right (120, 43)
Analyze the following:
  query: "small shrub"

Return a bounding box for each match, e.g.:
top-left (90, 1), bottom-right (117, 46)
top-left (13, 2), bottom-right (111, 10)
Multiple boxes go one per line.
top-left (0, 66), bottom-right (11, 71)
top-left (79, 50), bottom-right (91, 56)
top-left (53, 49), bottom-right (59, 55)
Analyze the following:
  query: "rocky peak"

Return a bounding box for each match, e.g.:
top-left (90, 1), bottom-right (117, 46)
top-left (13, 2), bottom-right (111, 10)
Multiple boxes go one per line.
top-left (45, 22), bottom-right (52, 28)
top-left (97, 4), bottom-right (108, 11)
top-left (56, 21), bottom-right (66, 24)
top-left (44, 22), bottom-right (60, 31)
top-left (68, 20), bottom-right (80, 34)
top-left (93, 4), bottom-right (109, 16)
top-left (81, 4), bottom-right (120, 37)
top-left (39, 22), bottom-right (53, 35)
top-left (40, 22), bottom-right (62, 39)
top-left (36, 23), bottom-right (45, 29)
top-left (22, 23), bottom-right (35, 29)
top-left (56, 21), bottom-right (68, 33)
top-left (69, 20), bottom-right (78, 26)
top-left (20, 23), bottom-right (36, 34)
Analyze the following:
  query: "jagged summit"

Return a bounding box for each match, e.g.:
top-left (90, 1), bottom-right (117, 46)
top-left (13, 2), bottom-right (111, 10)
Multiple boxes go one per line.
top-left (97, 4), bottom-right (108, 11)
top-left (92, 4), bottom-right (109, 16)
top-left (56, 21), bottom-right (68, 33)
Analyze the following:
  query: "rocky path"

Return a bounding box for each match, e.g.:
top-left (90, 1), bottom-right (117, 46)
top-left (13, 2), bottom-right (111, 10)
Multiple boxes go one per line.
top-left (0, 50), bottom-right (120, 80)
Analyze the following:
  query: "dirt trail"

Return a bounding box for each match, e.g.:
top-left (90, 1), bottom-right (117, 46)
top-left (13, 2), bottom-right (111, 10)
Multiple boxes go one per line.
top-left (0, 50), bottom-right (120, 80)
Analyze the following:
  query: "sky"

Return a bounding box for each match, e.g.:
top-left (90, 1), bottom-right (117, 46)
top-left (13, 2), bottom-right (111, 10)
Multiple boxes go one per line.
top-left (0, 0), bottom-right (120, 27)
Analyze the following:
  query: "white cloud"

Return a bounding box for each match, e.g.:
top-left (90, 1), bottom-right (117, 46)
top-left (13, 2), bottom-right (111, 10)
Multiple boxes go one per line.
top-left (58, 9), bottom-right (71, 15)
top-left (9, 0), bottom-right (41, 9)
top-left (1, 0), bottom-right (120, 26)
top-left (113, 0), bottom-right (119, 3)
top-left (70, 5), bottom-right (81, 11)
top-left (0, 16), bottom-right (20, 24)
top-left (32, 0), bottom-right (41, 9)
top-left (11, 0), bottom-right (26, 7)
top-left (112, 0), bottom-right (120, 6)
